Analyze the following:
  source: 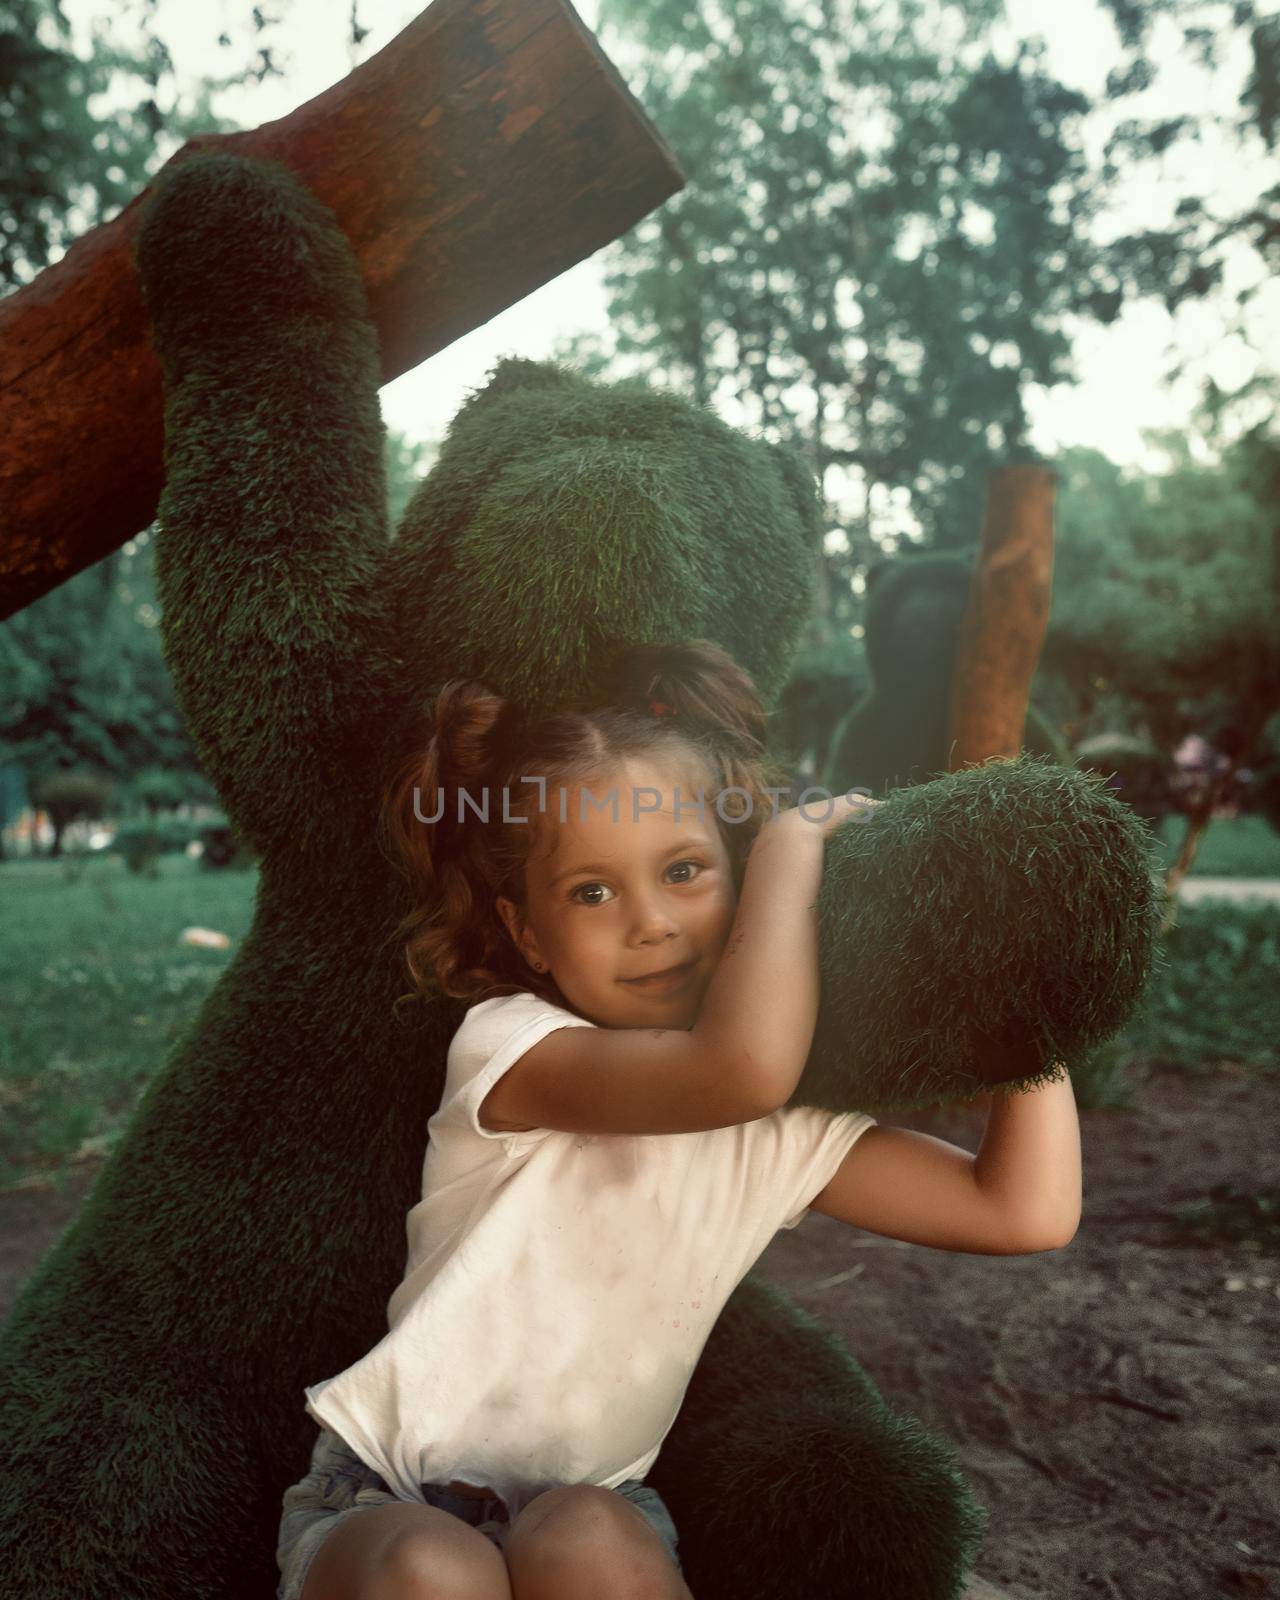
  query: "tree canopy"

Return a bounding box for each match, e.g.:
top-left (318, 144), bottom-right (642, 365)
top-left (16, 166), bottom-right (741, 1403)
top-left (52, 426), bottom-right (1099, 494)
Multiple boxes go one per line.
top-left (0, 0), bottom-right (296, 288)
top-left (571, 0), bottom-right (1124, 583)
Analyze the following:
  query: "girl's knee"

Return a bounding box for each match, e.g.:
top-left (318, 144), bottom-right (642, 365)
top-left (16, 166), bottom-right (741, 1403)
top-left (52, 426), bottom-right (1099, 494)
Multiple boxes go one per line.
top-left (506, 1486), bottom-right (683, 1600)
top-left (301, 1503), bottom-right (511, 1600)
top-left (367, 1521), bottom-right (511, 1600)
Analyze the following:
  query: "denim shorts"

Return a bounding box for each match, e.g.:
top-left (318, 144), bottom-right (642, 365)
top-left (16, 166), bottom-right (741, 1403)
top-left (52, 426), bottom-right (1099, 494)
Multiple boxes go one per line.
top-left (276, 1425), bottom-right (681, 1600)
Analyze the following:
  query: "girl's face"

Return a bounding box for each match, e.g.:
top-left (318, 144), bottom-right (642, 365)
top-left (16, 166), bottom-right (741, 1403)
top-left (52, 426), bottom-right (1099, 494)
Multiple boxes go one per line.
top-left (496, 756), bottom-right (739, 1030)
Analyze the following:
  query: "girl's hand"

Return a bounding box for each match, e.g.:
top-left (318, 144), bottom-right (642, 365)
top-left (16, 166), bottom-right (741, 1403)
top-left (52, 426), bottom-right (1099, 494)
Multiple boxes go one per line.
top-left (785, 791), bottom-right (881, 837)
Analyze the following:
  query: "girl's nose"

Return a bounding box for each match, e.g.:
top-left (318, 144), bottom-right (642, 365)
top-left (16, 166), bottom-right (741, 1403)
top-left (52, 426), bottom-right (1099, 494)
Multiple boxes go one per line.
top-left (629, 892), bottom-right (681, 943)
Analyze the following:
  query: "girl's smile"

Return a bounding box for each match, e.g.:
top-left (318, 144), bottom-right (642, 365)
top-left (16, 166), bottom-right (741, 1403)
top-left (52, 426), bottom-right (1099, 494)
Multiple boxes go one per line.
top-left (621, 957), bottom-right (701, 990)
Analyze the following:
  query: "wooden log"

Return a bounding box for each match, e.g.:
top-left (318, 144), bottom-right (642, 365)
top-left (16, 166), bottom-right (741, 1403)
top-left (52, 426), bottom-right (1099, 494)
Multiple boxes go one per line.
top-left (0, 0), bottom-right (683, 620)
top-left (945, 465), bottom-right (1058, 769)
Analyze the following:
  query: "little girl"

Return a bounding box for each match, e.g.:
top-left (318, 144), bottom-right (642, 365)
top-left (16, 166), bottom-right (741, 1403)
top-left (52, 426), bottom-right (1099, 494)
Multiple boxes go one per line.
top-left (275, 638), bottom-right (1081, 1600)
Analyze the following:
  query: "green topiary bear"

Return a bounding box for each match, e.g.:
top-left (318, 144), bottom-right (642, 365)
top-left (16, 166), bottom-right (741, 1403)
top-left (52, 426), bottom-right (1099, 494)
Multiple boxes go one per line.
top-left (0, 152), bottom-right (1161, 1600)
top-left (824, 551), bottom-right (1072, 798)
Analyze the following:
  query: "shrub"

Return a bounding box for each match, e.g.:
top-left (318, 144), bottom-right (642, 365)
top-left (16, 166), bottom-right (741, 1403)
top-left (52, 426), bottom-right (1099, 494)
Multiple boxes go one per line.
top-left (1073, 732), bottom-right (1176, 830)
top-left (111, 817), bottom-right (205, 875)
top-left (1122, 901), bottom-right (1280, 1073)
top-left (198, 817), bottom-right (255, 871)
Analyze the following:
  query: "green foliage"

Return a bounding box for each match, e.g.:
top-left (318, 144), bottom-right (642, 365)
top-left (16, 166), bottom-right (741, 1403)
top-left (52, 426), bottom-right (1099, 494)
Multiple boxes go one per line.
top-left (385, 429), bottom-right (440, 530)
top-left (1048, 437), bottom-right (1278, 718)
top-left (1093, 0), bottom-right (1278, 411)
top-left (1120, 901), bottom-right (1280, 1074)
top-left (1044, 430), bottom-right (1280, 847)
top-left (30, 766), bottom-right (114, 822)
top-left (111, 815), bottom-right (207, 876)
top-left (0, 536), bottom-right (200, 784)
top-left (128, 767), bottom-right (188, 815)
top-left (583, 0), bottom-right (1112, 565)
top-left (0, 0), bottom-right (287, 290)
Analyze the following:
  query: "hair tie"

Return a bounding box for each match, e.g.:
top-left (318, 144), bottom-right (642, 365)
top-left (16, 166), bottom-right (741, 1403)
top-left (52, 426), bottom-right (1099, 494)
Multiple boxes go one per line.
top-left (648, 699), bottom-right (678, 718)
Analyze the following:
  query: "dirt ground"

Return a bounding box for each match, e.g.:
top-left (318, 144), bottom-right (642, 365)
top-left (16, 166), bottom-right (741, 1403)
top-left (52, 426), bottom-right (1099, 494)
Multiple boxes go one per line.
top-left (756, 1065), bottom-right (1280, 1599)
top-left (3, 1064), bottom-right (1277, 1599)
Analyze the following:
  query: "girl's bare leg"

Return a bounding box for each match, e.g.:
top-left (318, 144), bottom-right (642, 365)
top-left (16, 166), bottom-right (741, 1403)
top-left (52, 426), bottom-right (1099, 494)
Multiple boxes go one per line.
top-left (300, 1500), bottom-right (513, 1600)
top-left (504, 1485), bottom-right (693, 1599)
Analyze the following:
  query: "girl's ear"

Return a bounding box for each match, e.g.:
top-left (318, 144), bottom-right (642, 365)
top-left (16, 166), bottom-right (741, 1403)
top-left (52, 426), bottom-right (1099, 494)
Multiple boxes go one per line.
top-left (496, 895), bottom-right (542, 969)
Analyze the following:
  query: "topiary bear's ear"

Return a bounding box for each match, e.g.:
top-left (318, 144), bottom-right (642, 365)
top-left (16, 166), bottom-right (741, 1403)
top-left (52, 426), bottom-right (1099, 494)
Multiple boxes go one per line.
top-left (764, 439), bottom-right (823, 547)
top-left (455, 355), bottom-right (582, 417)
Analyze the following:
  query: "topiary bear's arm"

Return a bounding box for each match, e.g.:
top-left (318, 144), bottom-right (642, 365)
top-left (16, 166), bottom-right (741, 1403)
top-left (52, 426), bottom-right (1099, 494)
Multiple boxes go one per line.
top-left (133, 151), bottom-right (395, 860)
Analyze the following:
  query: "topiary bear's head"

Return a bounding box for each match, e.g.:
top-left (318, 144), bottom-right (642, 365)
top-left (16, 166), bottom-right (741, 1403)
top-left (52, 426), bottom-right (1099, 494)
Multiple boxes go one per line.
top-left (383, 356), bottom-right (819, 716)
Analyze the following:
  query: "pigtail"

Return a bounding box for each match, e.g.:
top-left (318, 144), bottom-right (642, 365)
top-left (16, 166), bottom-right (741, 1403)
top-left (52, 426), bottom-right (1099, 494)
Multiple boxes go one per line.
top-left (378, 678), bottom-right (519, 1007)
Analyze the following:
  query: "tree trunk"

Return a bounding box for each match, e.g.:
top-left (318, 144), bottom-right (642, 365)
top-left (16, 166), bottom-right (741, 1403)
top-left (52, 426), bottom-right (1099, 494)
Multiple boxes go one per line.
top-left (1159, 796), bottom-right (1215, 935)
top-left (940, 464), bottom-right (1057, 1120)
top-left (0, 0), bottom-right (683, 621)
top-left (945, 465), bottom-right (1057, 769)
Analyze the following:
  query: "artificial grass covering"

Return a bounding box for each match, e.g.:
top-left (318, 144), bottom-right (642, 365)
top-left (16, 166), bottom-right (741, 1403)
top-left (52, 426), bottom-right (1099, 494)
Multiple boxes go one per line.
top-left (804, 754), bottom-right (1165, 1114)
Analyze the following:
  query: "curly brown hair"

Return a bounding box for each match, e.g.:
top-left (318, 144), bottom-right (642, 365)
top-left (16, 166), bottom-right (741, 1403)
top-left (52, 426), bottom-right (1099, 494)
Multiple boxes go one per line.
top-left (378, 639), bottom-right (795, 1010)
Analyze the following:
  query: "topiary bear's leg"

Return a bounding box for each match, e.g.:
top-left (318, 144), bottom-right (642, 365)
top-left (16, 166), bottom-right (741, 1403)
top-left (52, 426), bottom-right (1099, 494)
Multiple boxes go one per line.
top-left (133, 151), bottom-right (397, 861)
top-left (0, 1367), bottom-right (284, 1600)
top-left (650, 1276), bottom-right (986, 1600)
top-left (0, 924), bottom-right (459, 1599)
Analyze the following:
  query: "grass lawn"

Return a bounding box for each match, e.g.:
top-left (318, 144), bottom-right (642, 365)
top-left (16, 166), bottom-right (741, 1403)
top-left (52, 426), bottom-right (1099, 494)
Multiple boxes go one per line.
top-left (1147, 810), bottom-right (1280, 877)
top-left (0, 851), bottom-right (258, 1191)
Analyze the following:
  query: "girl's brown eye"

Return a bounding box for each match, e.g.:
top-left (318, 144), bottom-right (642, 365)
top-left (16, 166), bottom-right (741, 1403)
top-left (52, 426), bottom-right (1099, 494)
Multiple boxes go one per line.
top-left (570, 882), bottom-right (612, 906)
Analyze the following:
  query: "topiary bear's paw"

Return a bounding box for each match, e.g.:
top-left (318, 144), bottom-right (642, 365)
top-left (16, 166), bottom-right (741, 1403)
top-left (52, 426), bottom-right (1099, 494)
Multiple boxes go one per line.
top-left (135, 149), bottom-right (374, 376)
top-left (799, 752), bottom-right (1167, 1115)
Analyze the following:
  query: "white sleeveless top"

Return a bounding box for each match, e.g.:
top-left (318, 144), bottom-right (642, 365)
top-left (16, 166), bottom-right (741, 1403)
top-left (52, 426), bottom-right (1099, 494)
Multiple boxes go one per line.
top-left (304, 990), bottom-right (876, 1521)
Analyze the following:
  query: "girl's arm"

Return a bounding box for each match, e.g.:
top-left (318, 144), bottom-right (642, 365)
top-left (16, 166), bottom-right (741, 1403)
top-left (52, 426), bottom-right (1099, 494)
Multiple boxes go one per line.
top-left (477, 794), bottom-right (878, 1138)
top-left (688, 795), bottom-right (878, 1111)
top-left (806, 1067), bottom-right (1082, 1253)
